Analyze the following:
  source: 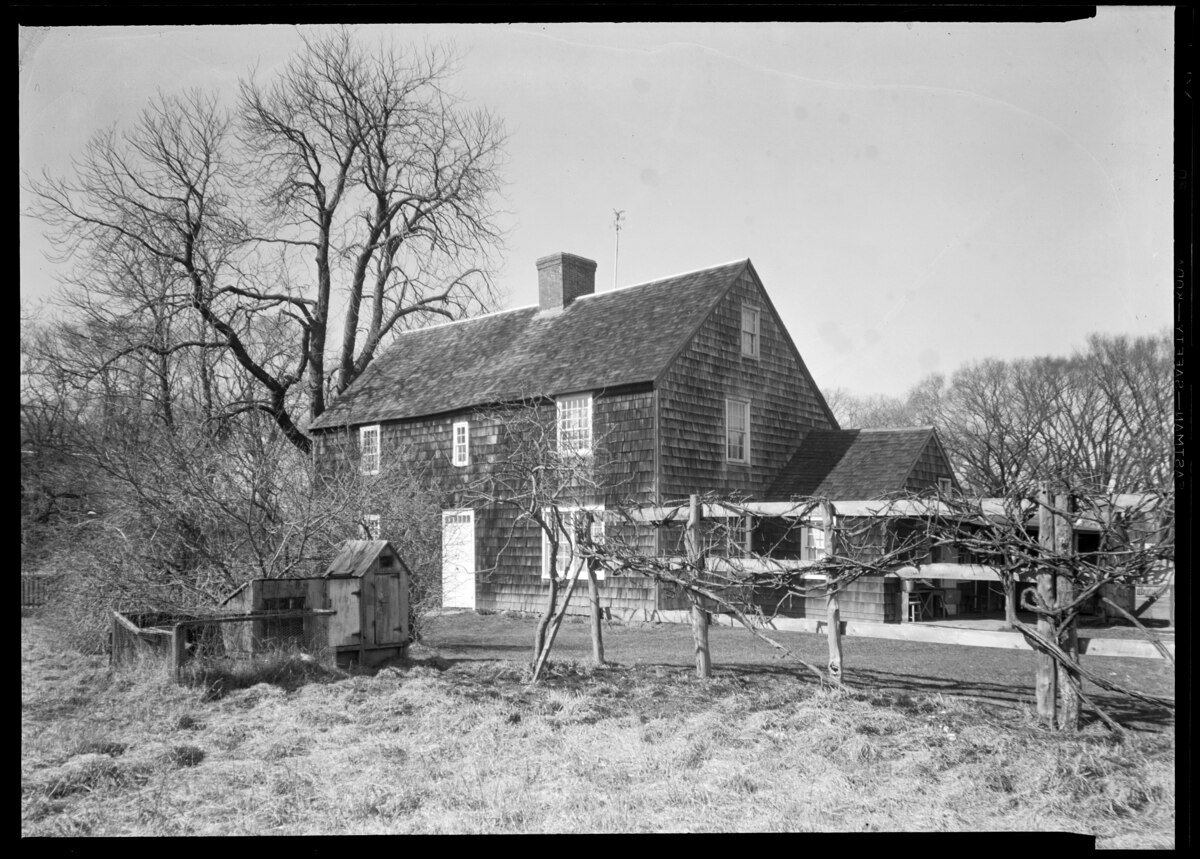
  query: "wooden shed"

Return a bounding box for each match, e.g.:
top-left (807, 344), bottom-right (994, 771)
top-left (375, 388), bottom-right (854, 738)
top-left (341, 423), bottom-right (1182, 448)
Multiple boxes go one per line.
top-left (323, 540), bottom-right (412, 665)
top-left (219, 540), bottom-right (412, 666)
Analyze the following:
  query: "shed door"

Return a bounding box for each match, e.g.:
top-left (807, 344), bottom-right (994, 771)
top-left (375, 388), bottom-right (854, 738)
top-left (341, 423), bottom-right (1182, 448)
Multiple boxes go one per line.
top-left (326, 578), bottom-right (361, 648)
top-left (371, 574), bottom-right (407, 645)
top-left (442, 510), bottom-right (476, 609)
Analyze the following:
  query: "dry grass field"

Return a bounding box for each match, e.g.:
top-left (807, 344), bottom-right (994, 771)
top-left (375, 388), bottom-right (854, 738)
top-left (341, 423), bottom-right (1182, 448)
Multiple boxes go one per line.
top-left (21, 611), bottom-right (1175, 841)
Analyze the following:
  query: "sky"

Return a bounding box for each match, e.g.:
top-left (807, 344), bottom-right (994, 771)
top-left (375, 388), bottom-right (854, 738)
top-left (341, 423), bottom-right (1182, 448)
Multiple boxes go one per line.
top-left (19, 13), bottom-right (1176, 398)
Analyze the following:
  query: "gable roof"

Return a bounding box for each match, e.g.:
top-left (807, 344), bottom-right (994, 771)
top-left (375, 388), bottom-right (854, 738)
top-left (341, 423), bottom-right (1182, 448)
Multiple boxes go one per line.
top-left (766, 427), bottom-right (941, 500)
top-left (309, 260), bottom-right (751, 429)
top-left (324, 540), bottom-right (400, 578)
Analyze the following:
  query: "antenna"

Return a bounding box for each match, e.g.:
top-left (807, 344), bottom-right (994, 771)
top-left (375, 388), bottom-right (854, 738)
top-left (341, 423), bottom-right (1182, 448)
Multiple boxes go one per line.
top-left (612, 209), bottom-right (626, 289)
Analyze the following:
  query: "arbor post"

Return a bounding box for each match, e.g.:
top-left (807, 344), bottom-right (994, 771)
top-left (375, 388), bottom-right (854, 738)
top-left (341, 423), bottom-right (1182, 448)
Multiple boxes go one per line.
top-left (1054, 491), bottom-right (1080, 730)
top-left (1004, 577), bottom-right (1018, 629)
top-left (823, 500), bottom-right (843, 684)
top-left (172, 622), bottom-right (188, 682)
top-left (1036, 485), bottom-right (1058, 725)
top-left (686, 494), bottom-right (711, 679)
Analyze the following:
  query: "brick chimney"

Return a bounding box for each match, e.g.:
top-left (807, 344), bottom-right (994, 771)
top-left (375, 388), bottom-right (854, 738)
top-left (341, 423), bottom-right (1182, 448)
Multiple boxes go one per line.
top-left (537, 252), bottom-right (597, 311)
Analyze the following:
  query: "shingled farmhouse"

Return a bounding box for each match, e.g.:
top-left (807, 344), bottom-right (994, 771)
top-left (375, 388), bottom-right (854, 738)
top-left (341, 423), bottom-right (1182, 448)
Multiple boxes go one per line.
top-left (309, 253), bottom-right (958, 622)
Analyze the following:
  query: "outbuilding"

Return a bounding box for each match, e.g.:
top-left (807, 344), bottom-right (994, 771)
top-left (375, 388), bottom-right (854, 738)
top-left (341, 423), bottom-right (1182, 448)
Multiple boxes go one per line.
top-left (323, 539), bottom-right (412, 665)
top-left (220, 540), bottom-right (412, 666)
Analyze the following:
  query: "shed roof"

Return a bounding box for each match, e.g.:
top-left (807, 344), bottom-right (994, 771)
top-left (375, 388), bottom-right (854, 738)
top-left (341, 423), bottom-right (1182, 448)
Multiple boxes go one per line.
top-left (766, 427), bottom-right (940, 500)
top-left (309, 260), bottom-right (751, 429)
top-left (324, 540), bottom-right (399, 578)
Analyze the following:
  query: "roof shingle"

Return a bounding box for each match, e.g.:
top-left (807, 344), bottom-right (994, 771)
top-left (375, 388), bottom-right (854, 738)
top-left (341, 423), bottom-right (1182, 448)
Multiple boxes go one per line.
top-left (766, 428), bottom-right (937, 500)
top-left (324, 540), bottom-right (396, 578)
top-left (310, 260), bottom-right (748, 429)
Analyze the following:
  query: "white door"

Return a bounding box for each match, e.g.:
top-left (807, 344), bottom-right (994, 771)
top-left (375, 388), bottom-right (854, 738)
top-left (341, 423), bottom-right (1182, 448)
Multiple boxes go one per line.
top-left (441, 510), bottom-right (476, 609)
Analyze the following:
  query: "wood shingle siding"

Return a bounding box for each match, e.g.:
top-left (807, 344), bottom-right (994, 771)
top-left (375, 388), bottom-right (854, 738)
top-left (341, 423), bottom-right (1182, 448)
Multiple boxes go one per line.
top-left (751, 575), bottom-right (899, 623)
top-left (657, 269), bottom-right (835, 499)
top-left (314, 387), bottom-right (661, 616)
top-left (905, 433), bottom-right (958, 492)
top-left (310, 254), bottom-right (962, 624)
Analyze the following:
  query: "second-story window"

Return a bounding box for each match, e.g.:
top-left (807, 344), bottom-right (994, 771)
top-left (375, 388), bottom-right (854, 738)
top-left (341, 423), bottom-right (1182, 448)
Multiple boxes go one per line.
top-left (741, 305), bottom-right (760, 358)
top-left (360, 425), bottom-right (380, 475)
top-left (361, 513), bottom-right (380, 540)
top-left (557, 394), bottom-right (593, 455)
top-left (452, 421), bottom-right (470, 467)
top-left (726, 399), bottom-right (750, 464)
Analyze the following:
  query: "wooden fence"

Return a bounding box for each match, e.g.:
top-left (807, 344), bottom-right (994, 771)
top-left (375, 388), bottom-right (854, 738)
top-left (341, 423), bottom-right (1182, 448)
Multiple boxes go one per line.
top-left (110, 608), bottom-right (337, 681)
top-left (21, 575), bottom-right (54, 608)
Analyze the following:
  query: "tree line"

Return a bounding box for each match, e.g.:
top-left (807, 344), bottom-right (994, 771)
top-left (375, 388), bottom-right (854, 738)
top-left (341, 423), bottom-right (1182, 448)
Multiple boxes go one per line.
top-left (823, 331), bottom-right (1174, 496)
top-left (21, 30), bottom-right (504, 648)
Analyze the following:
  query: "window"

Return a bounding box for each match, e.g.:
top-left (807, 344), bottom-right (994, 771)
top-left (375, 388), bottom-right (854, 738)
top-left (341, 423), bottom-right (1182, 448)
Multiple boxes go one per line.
top-left (557, 394), bottom-right (593, 455)
top-left (722, 515), bottom-right (753, 557)
top-left (726, 399), bottom-right (750, 464)
top-left (937, 477), bottom-right (953, 494)
top-left (361, 514), bottom-right (380, 540)
top-left (379, 554), bottom-right (394, 569)
top-left (807, 525), bottom-right (827, 560)
top-left (452, 421), bottom-right (470, 467)
top-left (359, 425), bottom-right (380, 475)
top-left (740, 305), bottom-right (760, 358)
top-left (541, 507), bottom-right (606, 580)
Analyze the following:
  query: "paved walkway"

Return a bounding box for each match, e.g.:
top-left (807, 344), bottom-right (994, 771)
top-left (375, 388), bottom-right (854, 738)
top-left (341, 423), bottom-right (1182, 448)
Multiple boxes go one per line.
top-left (662, 611), bottom-right (1175, 660)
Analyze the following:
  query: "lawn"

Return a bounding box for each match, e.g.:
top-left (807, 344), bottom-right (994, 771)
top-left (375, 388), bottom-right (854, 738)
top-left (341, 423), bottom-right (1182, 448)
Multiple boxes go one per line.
top-left (21, 611), bottom-right (1175, 840)
top-left (424, 610), bottom-right (1176, 730)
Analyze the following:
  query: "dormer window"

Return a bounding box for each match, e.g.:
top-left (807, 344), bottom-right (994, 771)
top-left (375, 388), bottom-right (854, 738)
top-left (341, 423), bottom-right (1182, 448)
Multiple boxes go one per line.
top-left (740, 305), bottom-right (760, 358)
top-left (452, 421), bottom-right (470, 467)
top-left (557, 394), bottom-right (593, 455)
top-left (359, 425), bottom-right (380, 475)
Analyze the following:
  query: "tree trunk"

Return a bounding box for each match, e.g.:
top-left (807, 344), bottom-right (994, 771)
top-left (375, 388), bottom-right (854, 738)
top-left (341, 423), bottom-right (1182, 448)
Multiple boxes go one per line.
top-left (686, 494), bottom-right (711, 678)
top-left (533, 571), bottom-right (558, 665)
top-left (1004, 578), bottom-right (1018, 629)
top-left (586, 562), bottom-right (605, 665)
top-left (531, 563), bottom-right (584, 684)
top-left (1036, 486), bottom-right (1058, 726)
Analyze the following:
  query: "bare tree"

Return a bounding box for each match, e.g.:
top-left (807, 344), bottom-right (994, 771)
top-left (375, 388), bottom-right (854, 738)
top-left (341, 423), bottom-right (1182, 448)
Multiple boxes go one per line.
top-left (456, 400), bottom-right (619, 680)
top-left (824, 387), bottom-right (917, 429)
top-left (27, 29), bottom-right (507, 454)
top-left (832, 331), bottom-right (1174, 497)
top-left (919, 484), bottom-right (1174, 735)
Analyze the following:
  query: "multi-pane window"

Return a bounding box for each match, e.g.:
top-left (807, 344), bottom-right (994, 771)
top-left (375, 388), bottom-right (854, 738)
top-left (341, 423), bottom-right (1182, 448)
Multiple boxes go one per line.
top-left (557, 394), bottom-right (593, 455)
top-left (359, 425), bottom-right (380, 475)
top-left (806, 525), bottom-right (827, 560)
top-left (726, 399), bottom-right (750, 464)
top-left (452, 421), bottom-right (470, 467)
top-left (722, 515), bottom-right (753, 557)
top-left (741, 305), bottom-right (760, 358)
top-left (542, 507), bottom-right (606, 580)
top-left (361, 514), bottom-right (380, 540)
